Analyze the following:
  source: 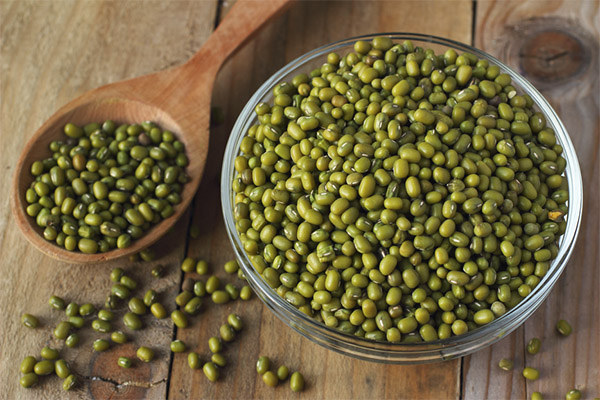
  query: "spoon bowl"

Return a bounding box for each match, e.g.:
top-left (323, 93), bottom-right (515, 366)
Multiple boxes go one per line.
top-left (10, 0), bottom-right (291, 263)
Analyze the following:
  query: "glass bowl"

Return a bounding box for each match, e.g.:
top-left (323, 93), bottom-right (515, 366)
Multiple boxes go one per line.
top-left (220, 33), bottom-right (583, 363)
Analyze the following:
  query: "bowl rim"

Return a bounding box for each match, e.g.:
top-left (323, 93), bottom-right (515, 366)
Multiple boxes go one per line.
top-left (221, 32), bottom-right (583, 362)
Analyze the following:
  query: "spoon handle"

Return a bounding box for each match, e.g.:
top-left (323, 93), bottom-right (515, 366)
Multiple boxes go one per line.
top-left (185, 0), bottom-right (292, 74)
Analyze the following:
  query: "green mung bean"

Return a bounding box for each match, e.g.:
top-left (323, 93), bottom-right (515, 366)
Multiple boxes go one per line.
top-left (118, 357), bottom-right (132, 368)
top-left (556, 319), bottom-right (572, 336)
top-left (151, 303), bottom-right (167, 319)
top-left (290, 371), bottom-right (305, 392)
top-left (20, 373), bottom-right (38, 388)
top-left (203, 362), bottom-right (219, 382)
top-left (65, 333), bottom-right (80, 348)
top-left (188, 352), bottom-right (201, 369)
top-left (170, 340), bottom-right (186, 353)
top-left (565, 389), bottom-right (582, 400)
top-left (123, 312), bottom-right (142, 330)
top-left (63, 374), bottom-right (77, 391)
top-left (256, 356), bottom-right (271, 375)
top-left (93, 339), bottom-right (110, 352)
top-left (522, 367), bottom-right (540, 380)
top-left (21, 356), bottom-right (37, 374)
top-left (527, 338), bottom-right (541, 355)
top-left (136, 346), bottom-right (155, 362)
top-left (21, 313), bottom-right (39, 329)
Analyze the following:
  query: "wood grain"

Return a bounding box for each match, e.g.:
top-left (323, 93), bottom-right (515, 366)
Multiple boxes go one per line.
top-left (464, 1), bottom-right (600, 399)
top-left (168, 1), bottom-right (473, 399)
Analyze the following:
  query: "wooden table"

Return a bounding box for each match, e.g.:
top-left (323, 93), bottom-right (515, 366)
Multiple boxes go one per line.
top-left (1, 1), bottom-right (598, 398)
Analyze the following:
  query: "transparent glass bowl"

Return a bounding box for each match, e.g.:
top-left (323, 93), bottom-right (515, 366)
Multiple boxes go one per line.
top-left (221, 33), bottom-right (583, 363)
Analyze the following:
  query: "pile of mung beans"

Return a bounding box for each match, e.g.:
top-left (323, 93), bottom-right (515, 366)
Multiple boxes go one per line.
top-left (24, 121), bottom-right (189, 253)
top-left (17, 250), bottom-right (307, 392)
top-left (231, 37), bottom-right (569, 343)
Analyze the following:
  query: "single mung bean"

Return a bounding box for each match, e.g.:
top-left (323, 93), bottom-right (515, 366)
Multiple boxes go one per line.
top-left (171, 310), bottom-right (188, 328)
top-left (20, 373), bottom-right (39, 388)
top-left (151, 266), bottom-right (163, 278)
top-left (219, 323), bottom-right (235, 342)
top-left (225, 283), bottom-right (240, 300)
top-left (211, 353), bottom-right (227, 367)
top-left (184, 296), bottom-right (203, 314)
top-left (240, 286), bottom-right (253, 300)
top-left (49, 295), bottom-right (66, 310)
top-left (176, 290), bottom-right (193, 307)
top-left (21, 356), bottom-right (37, 374)
top-left (54, 321), bottom-right (71, 340)
top-left (110, 267), bottom-right (124, 282)
top-left (224, 260), bottom-right (239, 274)
top-left (55, 359), bottom-right (70, 379)
top-left (111, 331), bottom-right (128, 344)
top-left (227, 314), bottom-right (243, 331)
top-left (256, 356), bottom-right (271, 375)
top-left (556, 319), bottom-right (572, 336)
top-left (151, 303), bottom-right (167, 319)
top-left (188, 352), bottom-right (201, 369)
top-left (63, 374), bottom-right (77, 391)
top-left (143, 290), bottom-right (157, 307)
top-left (92, 319), bottom-right (112, 333)
top-left (196, 260), bottom-right (209, 275)
top-left (211, 290), bottom-right (231, 304)
top-left (128, 297), bottom-right (147, 315)
top-left (526, 338), bottom-right (541, 355)
top-left (79, 303), bottom-right (95, 317)
top-left (263, 371), bottom-right (279, 387)
top-left (181, 257), bottom-right (195, 273)
top-left (118, 357), bottom-right (132, 368)
top-left (111, 284), bottom-right (130, 300)
top-left (498, 358), bottom-right (514, 371)
top-left (136, 346), bottom-right (155, 362)
top-left (206, 276), bottom-right (220, 294)
top-left (65, 302), bottom-right (79, 317)
top-left (93, 339), bottom-right (110, 352)
top-left (170, 340), bottom-right (186, 353)
top-left (522, 367), bottom-right (540, 380)
top-left (120, 275), bottom-right (137, 290)
top-left (123, 312), bottom-right (142, 330)
top-left (98, 309), bottom-right (114, 321)
top-left (565, 389), bottom-right (582, 400)
top-left (40, 346), bottom-right (59, 360)
top-left (203, 362), bottom-right (219, 382)
top-left (277, 365), bottom-right (290, 381)
top-left (21, 313), bottom-right (39, 329)
top-left (34, 360), bottom-right (55, 375)
top-left (290, 371), bottom-right (305, 392)
top-left (65, 333), bottom-right (80, 348)
top-left (208, 336), bottom-right (222, 353)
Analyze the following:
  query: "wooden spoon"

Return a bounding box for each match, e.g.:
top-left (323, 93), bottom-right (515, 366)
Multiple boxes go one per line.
top-left (10, 0), bottom-right (292, 263)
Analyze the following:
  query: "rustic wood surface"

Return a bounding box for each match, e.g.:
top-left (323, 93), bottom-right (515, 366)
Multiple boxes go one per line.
top-left (0, 1), bottom-right (597, 399)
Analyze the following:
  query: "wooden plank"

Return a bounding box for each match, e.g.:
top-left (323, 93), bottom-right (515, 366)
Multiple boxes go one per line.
top-left (168, 1), bottom-right (473, 399)
top-left (464, 1), bottom-right (600, 399)
top-left (0, 0), bottom-right (218, 398)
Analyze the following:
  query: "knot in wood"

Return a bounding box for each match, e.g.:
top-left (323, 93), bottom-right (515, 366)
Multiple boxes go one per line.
top-left (512, 18), bottom-right (595, 87)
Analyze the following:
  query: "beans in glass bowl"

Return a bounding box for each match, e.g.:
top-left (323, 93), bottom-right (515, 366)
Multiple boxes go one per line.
top-left (228, 36), bottom-right (572, 345)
